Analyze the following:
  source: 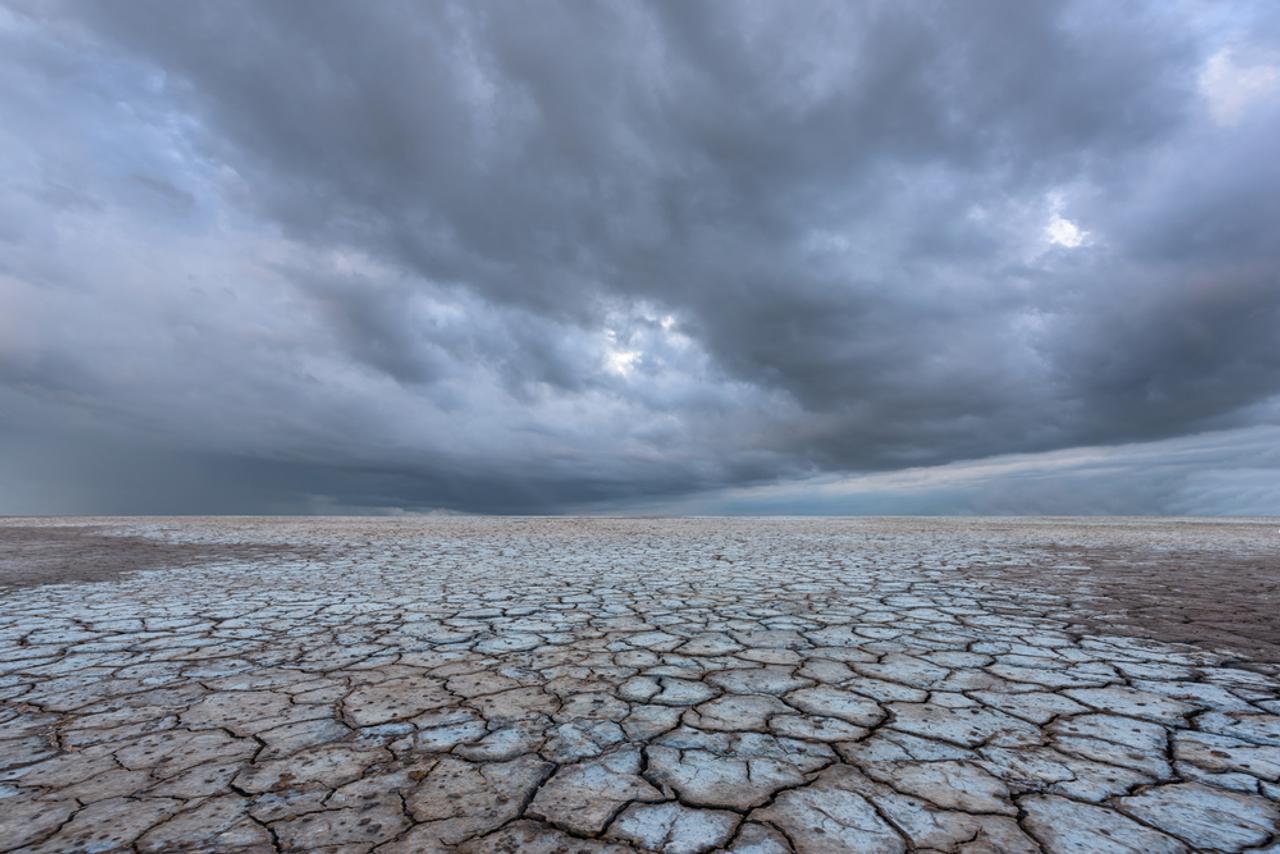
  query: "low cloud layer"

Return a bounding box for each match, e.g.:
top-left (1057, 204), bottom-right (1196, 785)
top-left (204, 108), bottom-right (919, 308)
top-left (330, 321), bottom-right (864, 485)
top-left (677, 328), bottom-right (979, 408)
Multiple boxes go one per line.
top-left (2, 1), bottom-right (1278, 514)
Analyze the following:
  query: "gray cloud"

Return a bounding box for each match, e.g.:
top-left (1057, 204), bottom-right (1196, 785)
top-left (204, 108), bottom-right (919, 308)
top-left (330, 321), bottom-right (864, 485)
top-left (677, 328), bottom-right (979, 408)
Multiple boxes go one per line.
top-left (661, 423), bottom-right (1280, 517)
top-left (1, 0), bottom-right (1278, 514)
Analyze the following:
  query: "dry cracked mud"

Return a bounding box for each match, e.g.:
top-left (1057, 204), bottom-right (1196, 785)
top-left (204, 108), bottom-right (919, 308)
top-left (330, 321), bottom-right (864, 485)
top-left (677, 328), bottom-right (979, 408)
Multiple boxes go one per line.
top-left (1, 516), bottom-right (1278, 853)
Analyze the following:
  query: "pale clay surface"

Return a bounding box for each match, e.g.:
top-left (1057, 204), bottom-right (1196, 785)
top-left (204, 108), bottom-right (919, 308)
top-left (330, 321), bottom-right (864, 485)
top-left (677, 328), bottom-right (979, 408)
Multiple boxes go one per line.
top-left (1, 516), bottom-right (1278, 853)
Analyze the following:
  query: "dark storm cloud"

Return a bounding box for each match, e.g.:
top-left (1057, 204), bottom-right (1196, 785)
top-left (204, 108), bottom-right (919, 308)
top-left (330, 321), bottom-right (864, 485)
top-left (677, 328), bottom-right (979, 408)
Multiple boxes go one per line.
top-left (1, 0), bottom-right (1278, 513)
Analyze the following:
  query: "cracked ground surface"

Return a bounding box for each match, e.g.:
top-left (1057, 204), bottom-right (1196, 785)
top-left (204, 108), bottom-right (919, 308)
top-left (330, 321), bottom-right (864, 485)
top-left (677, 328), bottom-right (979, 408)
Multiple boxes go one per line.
top-left (1, 517), bottom-right (1279, 853)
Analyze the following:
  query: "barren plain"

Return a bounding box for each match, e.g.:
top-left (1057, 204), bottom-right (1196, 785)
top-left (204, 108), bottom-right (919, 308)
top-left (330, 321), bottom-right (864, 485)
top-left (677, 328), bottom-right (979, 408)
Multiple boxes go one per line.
top-left (1, 516), bottom-right (1278, 853)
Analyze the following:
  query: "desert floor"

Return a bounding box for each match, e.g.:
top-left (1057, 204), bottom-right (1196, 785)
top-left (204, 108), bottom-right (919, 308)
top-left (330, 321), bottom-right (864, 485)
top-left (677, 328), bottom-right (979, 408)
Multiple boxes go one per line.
top-left (1, 516), bottom-right (1278, 853)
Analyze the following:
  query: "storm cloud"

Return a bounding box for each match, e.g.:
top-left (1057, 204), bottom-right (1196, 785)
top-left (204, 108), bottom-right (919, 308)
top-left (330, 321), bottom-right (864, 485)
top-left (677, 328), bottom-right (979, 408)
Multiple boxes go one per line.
top-left (2, 0), bottom-right (1278, 514)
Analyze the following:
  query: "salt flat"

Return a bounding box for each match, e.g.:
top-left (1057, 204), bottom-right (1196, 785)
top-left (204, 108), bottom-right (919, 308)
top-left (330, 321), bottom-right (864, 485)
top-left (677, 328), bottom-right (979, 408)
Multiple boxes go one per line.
top-left (1, 517), bottom-right (1278, 853)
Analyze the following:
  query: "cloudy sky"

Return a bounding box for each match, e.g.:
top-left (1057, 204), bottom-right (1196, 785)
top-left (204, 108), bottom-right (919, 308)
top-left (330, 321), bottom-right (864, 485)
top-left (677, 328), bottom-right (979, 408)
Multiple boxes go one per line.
top-left (2, 1), bottom-right (1279, 515)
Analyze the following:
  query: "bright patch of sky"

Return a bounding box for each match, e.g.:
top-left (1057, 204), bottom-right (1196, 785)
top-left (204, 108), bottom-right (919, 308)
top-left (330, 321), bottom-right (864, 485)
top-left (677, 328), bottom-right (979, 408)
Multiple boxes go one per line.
top-left (603, 329), bottom-right (641, 377)
top-left (1045, 215), bottom-right (1087, 248)
top-left (1200, 48), bottom-right (1280, 126)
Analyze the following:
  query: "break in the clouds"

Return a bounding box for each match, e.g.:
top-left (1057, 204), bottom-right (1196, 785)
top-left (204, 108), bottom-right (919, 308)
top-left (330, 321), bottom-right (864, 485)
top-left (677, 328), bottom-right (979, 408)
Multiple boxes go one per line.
top-left (1, 1), bottom-right (1279, 515)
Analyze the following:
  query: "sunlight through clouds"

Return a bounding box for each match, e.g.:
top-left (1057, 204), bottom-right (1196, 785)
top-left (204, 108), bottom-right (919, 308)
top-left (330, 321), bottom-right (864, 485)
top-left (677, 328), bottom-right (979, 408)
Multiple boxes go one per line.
top-left (1200, 48), bottom-right (1280, 126)
top-left (1045, 215), bottom-right (1087, 248)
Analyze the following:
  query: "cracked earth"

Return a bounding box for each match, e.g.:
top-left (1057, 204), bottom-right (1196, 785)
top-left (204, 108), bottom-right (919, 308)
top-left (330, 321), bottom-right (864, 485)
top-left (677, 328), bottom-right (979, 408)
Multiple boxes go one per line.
top-left (1, 517), bottom-right (1279, 853)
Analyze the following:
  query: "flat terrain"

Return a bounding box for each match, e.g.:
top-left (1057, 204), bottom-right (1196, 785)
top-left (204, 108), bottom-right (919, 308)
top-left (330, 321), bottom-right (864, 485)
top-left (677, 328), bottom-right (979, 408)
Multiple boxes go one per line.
top-left (1, 517), bottom-right (1278, 853)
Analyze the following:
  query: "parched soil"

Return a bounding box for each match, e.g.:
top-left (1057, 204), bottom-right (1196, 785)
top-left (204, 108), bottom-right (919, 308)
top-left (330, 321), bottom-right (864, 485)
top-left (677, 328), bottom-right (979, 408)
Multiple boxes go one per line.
top-left (1, 516), bottom-right (1278, 853)
top-left (969, 540), bottom-right (1280, 664)
top-left (0, 523), bottom-right (322, 589)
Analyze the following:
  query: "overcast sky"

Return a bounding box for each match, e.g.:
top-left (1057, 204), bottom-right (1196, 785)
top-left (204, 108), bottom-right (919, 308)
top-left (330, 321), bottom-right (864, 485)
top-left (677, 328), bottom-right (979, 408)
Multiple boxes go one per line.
top-left (2, 1), bottom-right (1279, 515)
